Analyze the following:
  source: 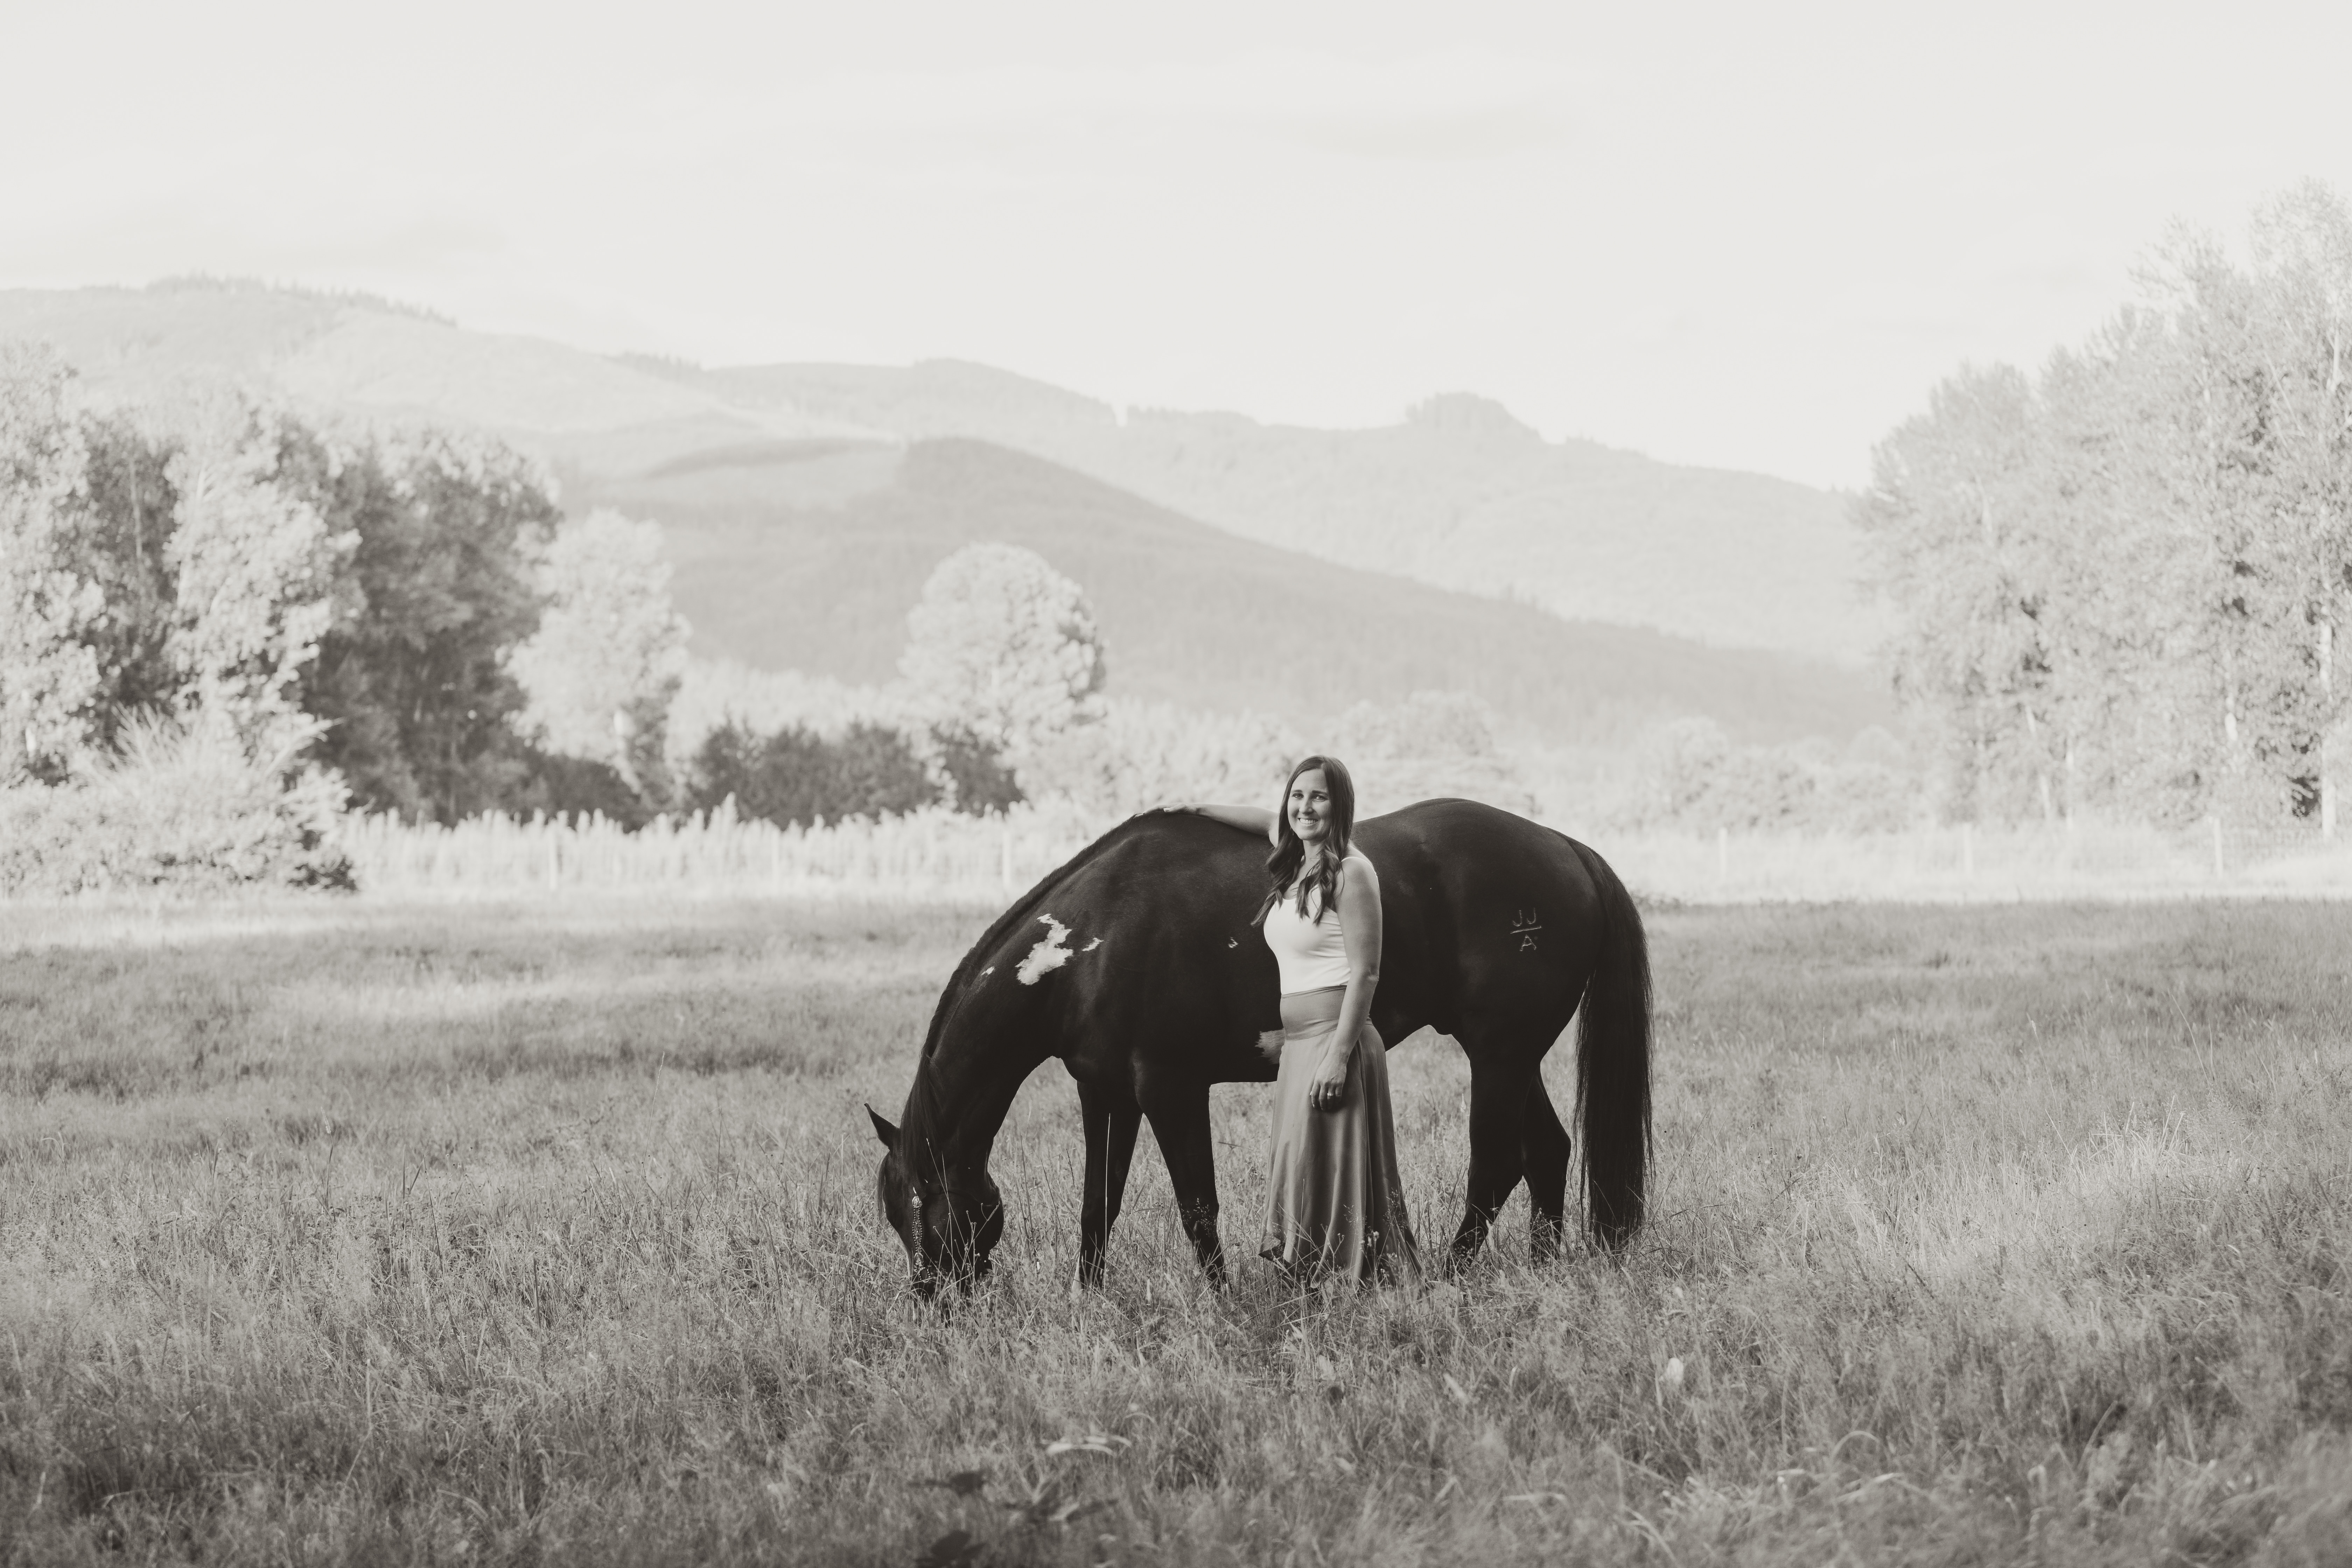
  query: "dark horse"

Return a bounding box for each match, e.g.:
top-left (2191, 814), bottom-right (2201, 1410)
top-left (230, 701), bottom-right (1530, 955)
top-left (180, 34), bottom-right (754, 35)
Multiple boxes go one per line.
top-left (870, 799), bottom-right (1651, 1294)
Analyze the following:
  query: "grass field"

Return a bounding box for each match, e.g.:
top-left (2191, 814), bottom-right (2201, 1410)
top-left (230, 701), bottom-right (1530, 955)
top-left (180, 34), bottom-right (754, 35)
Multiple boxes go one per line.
top-left (2, 894), bottom-right (2349, 1565)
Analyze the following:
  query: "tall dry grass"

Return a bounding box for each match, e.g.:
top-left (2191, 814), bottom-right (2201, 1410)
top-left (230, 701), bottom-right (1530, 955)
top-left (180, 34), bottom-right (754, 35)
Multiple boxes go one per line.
top-left (2, 896), bottom-right (2348, 1564)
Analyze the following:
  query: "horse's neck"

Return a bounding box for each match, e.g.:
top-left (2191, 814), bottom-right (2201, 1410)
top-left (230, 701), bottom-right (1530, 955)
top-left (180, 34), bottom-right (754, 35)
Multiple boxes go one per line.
top-left (913, 1034), bottom-right (1051, 1168)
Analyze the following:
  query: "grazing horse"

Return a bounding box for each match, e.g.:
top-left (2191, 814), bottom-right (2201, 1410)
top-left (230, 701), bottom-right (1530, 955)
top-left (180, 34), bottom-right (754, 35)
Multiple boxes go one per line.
top-left (869, 800), bottom-right (1651, 1295)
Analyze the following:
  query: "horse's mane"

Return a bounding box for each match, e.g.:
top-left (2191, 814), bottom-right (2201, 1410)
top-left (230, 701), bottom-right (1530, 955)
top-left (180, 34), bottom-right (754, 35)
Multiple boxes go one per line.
top-left (913, 814), bottom-right (1155, 1066)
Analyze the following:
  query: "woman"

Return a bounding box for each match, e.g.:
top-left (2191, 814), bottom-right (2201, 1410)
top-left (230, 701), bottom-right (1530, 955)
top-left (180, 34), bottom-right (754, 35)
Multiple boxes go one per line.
top-left (1178, 756), bottom-right (1422, 1286)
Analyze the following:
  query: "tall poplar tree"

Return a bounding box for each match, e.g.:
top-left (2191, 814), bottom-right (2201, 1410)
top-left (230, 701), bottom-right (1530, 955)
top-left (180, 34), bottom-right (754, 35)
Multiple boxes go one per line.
top-left (0, 342), bottom-right (102, 779)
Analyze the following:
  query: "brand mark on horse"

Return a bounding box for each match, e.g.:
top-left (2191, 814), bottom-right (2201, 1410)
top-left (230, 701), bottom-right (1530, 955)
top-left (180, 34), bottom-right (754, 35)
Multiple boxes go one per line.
top-left (1512, 908), bottom-right (1542, 953)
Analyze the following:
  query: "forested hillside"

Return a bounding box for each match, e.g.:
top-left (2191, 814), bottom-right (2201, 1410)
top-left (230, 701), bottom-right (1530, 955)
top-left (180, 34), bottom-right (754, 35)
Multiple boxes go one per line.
top-left (583, 437), bottom-right (1887, 745)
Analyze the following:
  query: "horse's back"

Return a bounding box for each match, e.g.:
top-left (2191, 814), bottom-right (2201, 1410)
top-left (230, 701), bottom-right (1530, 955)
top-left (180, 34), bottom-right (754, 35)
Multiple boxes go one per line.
top-left (937, 802), bottom-right (1607, 1092)
top-left (1357, 799), bottom-right (1605, 1040)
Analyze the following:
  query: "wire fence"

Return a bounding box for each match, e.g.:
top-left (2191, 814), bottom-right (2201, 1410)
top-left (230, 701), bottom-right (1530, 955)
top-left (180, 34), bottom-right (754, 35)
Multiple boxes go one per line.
top-left (339, 802), bottom-right (2352, 905)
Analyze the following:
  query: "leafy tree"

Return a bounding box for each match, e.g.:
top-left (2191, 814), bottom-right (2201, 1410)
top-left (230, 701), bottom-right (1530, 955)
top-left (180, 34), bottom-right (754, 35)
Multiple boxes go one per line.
top-left (293, 427), bottom-right (559, 822)
top-left (0, 342), bottom-right (102, 779)
top-left (932, 727), bottom-right (1023, 814)
top-left (2244, 183), bottom-right (2352, 824)
top-left (163, 398), bottom-right (352, 756)
top-left (76, 412), bottom-right (181, 744)
top-left (508, 507), bottom-right (688, 805)
top-left (685, 718), bottom-right (938, 827)
top-left (1855, 363), bottom-right (2058, 822)
top-left (899, 541), bottom-right (1107, 768)
top-left (828, 721), bottom-right (941, 819)
top-left (1019, 698), bottom-right (1297, 816)
top-left (1857, 189), bottom-right (2352, 828)
top-left (514, 749), bottom-right (656, 830)
top-left (1328, 691), bottom-right (1535, 816)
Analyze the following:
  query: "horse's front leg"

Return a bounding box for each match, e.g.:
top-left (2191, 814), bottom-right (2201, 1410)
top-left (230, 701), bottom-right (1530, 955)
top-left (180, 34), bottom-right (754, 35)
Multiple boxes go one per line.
top-left (1075, 1079), bottom-right (1143, 1288)
top-left (1143, 1087), bottom-right (1228, 1287)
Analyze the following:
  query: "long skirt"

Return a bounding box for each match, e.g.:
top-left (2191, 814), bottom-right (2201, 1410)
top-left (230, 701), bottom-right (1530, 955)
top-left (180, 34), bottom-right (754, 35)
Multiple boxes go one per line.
top-left (1258, 985), bottom-right (1422, 1285)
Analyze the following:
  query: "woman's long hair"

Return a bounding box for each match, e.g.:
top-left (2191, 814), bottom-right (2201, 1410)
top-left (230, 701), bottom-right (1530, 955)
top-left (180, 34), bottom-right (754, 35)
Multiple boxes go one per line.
top-left (1256, 755), bottom-right (1357, 925)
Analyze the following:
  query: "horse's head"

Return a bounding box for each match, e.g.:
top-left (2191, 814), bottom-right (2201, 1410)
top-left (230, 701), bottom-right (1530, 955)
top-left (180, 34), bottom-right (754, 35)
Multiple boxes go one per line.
top-left (870, 1106), bottom-right (1004, 1298)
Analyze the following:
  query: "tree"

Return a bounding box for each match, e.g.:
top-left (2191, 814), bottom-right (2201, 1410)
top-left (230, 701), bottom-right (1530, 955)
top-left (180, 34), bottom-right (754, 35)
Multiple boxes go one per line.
top-left (684, 719), bottom-right (938, 828)
top-left (1329, 691), bottom-right (1535, 816)
top-left (1856, 187), bottom-right (2352, 828)
top-left (0, 342), bottom-right (102, 779)
top-left (1019, 699), bottom-right (1297, 816)
top-left (163, 397), bottom-right (352, 756)
top-left (293, 427), bottom-right (559, 821)
top-left (76, 412), bottom-right (181, 745)
top-left (508, 507), bottom-right (689, 804)
top-left (899, 542), bottom-right (1107, 770)
top-left (2245, 183), bottom-right (2352, 829)
top-left (1854, 363), bottom-right (2058, 822)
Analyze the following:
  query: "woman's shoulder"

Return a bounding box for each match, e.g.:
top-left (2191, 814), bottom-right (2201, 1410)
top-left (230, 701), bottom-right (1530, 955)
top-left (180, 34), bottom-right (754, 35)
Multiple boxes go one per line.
top-left (1340, 848), bottom-right (1379, 881)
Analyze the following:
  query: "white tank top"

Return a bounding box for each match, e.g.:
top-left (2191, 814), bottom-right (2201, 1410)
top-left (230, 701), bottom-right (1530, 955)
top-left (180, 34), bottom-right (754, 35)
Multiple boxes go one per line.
top-left (1262, 856), bottom-right (1360, 993)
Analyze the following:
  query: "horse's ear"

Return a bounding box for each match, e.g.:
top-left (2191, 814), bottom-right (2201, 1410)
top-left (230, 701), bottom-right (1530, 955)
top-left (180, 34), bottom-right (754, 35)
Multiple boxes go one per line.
top-left (867, 1105), bottom-right (899, 1150)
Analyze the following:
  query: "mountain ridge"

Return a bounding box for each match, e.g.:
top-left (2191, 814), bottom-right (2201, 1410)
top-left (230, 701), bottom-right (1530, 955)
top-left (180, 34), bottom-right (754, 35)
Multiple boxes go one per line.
top-left (0, 281), bottom-right (1891, 741)
top-left (584, 435), bottom-right (1888, 746)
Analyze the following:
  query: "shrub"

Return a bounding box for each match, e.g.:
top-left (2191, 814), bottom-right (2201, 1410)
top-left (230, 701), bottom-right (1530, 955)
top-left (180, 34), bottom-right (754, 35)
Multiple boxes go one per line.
top-left (0, 718), bottom-right (351, 896)
top-left (512, 748), bottom-right (658, 831)
top-left (685, 719), bottom-right (942, 828)
top-left (1595, 717), bottom-right (1929, 834)
top-left (932, 726), bottom-right (1024, 814)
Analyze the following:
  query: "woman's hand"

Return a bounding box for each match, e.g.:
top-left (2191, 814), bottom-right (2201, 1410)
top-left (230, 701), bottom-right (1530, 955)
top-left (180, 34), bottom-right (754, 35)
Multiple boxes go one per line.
top-left (1183, 803), bottom-right (1276, 836)
top-left (1310, 1032), bottom-right (1351, 1112)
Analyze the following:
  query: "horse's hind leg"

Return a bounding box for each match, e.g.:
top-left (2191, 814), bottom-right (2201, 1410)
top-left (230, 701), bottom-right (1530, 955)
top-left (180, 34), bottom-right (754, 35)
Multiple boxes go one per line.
top-left (1076, 1082), bottom-right (1143, 1288)
top-left (1143, 1088), bottom-right (1228, 1287)
top-left (1450, 1049), bottom-right (1539, 1269)
top-left (1521, 1069), bottom-right (1573, 1262)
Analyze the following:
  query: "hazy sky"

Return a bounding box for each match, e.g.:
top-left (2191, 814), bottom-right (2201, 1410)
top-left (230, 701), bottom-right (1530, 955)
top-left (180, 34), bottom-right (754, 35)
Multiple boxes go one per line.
top-left (5, 0), bottom-right (2348, 489)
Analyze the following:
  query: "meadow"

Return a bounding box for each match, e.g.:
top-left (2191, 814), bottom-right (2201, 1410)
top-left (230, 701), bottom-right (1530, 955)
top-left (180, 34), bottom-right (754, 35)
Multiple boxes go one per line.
top-left (2, 892), bottom-right (2349, 1565)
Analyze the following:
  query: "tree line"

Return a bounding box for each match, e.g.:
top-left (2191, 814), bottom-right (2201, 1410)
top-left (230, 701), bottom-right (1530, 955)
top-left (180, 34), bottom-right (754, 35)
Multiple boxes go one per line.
top-left (1860, 180), bottom-right (2352, 830)
top-left (0, 344), bottom-right (1136, 890)
top-left (1, 344), bottom-right (588, 820)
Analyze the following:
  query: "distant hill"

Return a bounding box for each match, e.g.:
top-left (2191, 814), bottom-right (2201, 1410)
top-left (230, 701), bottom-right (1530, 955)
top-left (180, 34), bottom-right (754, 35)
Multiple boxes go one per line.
top-left (0, 280), bottom-right (1892, 739)
top-left (637, 363), bottom-right (1884, 665)
top-left (0, 282), bottom-right (877, 465)
top-left (582, 437), bottom-right (1887, 746)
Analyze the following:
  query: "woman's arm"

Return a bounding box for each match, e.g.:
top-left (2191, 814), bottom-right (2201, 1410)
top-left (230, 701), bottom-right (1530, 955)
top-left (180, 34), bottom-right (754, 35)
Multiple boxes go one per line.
top-left (1310, 855), bottom-right (1383, 1112)
top-left (1170, 803), bottom-right (1276, 840)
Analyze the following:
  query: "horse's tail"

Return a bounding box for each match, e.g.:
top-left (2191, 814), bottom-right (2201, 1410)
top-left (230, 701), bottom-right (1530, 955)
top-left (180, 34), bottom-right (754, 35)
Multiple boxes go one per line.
top-left (1568, 839), bottom-right (1652, 1251)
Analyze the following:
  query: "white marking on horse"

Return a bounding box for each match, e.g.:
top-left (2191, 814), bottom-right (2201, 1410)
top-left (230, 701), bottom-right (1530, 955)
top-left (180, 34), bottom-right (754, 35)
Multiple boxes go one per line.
top-left (1081, 937), bottom-right (1103, 952)
top-left (1017, 916), bottom-right (1077, 984)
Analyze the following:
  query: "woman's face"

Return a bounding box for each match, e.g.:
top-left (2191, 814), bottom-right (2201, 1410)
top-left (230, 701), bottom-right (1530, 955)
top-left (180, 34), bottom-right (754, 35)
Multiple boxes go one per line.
top-left (1287, 769), bottom-right (1333, 846)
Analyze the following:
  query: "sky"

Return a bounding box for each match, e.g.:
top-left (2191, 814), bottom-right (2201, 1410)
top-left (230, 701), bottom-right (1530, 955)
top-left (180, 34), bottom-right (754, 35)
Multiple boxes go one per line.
top-left (4, 0), bottom-right (2349, 490)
